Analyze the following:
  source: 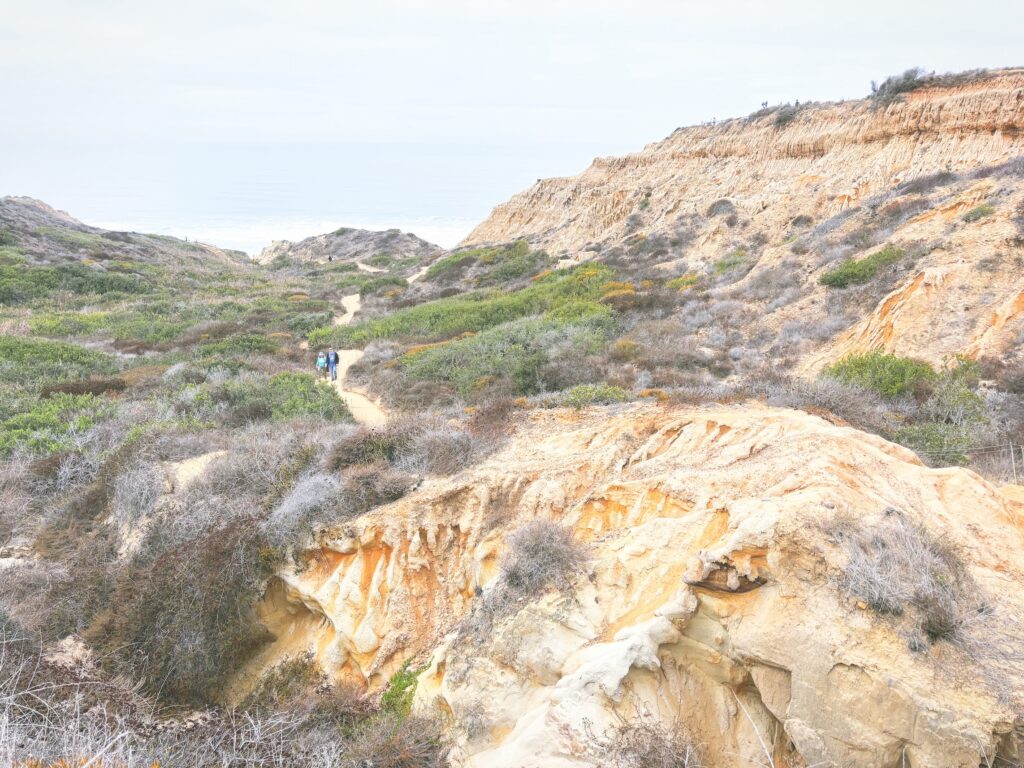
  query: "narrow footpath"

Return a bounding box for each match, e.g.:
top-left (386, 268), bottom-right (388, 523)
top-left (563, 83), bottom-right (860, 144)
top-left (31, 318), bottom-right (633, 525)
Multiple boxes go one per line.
top-left (329, 292), bottom-right (387, 425)
top-left (325, 259), bottom-right (432, 426)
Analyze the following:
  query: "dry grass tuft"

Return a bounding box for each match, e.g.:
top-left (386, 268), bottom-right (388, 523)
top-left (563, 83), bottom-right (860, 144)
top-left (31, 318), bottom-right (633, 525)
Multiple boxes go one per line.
top-left (825, 507), bottom-right (978, 644)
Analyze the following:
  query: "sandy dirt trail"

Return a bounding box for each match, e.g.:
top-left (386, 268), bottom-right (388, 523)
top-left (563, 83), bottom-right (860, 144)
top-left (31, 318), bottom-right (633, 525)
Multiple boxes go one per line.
top-left (329, 292), bottom-right (387, 425)
top-left (325, 258), bottom-right (436, 425)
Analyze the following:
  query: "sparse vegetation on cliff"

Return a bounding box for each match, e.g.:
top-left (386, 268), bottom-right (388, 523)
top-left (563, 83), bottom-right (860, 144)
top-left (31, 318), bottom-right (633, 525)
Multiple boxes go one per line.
top-left (870, 67), bottom-right (993, 107)
top-left (828, 507), bottom-right (977, 646)
top-left (819, 245), bottom-right (905, 288)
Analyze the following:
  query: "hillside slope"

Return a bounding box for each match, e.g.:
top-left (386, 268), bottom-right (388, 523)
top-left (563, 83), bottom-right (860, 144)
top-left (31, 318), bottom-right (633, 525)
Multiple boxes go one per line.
top-left (463, 70), bottom-right (1024, 370)
top-left (0, 196), bottom-right (249, 268)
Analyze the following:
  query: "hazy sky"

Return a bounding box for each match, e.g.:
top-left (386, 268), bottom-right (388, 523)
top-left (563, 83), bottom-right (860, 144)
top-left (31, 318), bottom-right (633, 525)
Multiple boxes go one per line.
top-left (2, 0), bottom-right (1021, 253)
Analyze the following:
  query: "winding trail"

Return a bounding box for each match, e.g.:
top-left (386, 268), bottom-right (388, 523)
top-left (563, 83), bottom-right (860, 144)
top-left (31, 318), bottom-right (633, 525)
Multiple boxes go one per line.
top-left (324, 259), bottom-right (435, 426)
top-left (329, 292), bottom-right (388, 426)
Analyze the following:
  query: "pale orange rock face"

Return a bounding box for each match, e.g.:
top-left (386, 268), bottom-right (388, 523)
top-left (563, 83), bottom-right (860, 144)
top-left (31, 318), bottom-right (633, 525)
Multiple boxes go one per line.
top-left (235, 403), bottom-right (1024, 767)
top-left (464, 71), bottom-right (1024, 370)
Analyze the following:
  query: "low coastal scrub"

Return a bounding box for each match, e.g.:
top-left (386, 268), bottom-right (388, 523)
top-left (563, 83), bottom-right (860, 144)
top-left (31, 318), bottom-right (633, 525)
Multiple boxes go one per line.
top-left (308, 263), bottom-right (614, 348)
top-left (177, 371), bottom-right (351, 425)
top-left (422, 240), bottom-right (547, 286)
top-left (559, 383), bottom-right (630, 409)
top-left (823, 351), bottom-right (935, 398)
top-left (821, 354), bottom-right (992, 465)
top-left (819, 245), bottom-right (904, 288)
top-left (0, 337), bottom-right (117, 387)
top-left (0, 262), bottom-right (150, 305)
top-left (399, 313), bottom-right (614, 400)
top-left (0, 393), bottom-right (115, 456)
top-left (963, 203), bottom-right (995, 222)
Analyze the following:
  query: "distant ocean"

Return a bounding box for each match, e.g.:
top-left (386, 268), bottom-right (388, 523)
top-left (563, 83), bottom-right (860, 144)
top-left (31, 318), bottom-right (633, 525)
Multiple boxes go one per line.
top-left (3, 141), bottom-right (596, 255)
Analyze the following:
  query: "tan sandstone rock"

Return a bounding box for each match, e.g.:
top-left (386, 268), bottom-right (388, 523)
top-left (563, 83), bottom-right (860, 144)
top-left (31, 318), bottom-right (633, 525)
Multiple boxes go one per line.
top-left (240, 403), bottom-right (1024, 767)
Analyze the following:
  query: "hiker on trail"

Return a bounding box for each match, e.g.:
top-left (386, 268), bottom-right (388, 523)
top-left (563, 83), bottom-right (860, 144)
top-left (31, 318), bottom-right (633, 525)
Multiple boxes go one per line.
top-left (327, 348), bottom-right (340, 381)
top-left (315, 350), bottom-right (328, 380)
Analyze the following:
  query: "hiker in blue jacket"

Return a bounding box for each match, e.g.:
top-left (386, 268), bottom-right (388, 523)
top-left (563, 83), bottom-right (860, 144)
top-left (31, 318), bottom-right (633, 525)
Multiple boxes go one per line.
top-left (315, 350), bottom-right (328, 380)
top-left (327, 348), bottom-right (340, 381)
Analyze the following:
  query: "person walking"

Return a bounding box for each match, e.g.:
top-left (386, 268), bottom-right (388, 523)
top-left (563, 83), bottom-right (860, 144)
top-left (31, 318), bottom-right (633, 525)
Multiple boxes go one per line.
top-left (315, 350), bottom-right (328, 381)
top-left (327, 348), bottom-right (340, 381)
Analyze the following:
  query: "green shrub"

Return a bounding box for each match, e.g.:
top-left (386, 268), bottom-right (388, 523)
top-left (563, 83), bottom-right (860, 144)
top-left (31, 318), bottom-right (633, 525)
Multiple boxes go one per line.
top-left (400, 314), bottom-right (613, 398)
top-left (545, 299), bottom-right (612, 324)
top-left (203, 372), bottom-right (351, 424)
top-left (29, 312), bottom-right (110, 337)
top-left (561, 383), bottom-right (630, 409)
top-left (310, 264), bottom-right (614, 348)
top-left (477, 241), bottom-right (548, 284)
top-left (894, 423), bottom-right (973, 466)
top-left (380, 662), bottom-right (420, 718)
top-left (199, 334), bottom-right (282, 357)
top-left (0, 263), bottom-right (151, 305)
top-left (819, 245), bottom-right (904, 288)
top-left (29, 310), bottom-right (196, 344)
top-left (712, 248), bottom-right (749, 275)
top-left (425, 241), bottom-right (544, 286)
top-left (0, 246), bottom-right (25, 265)
top-left (423, 250), bottom-right (479, 281)
top-left (0, 337), bottom-right (117, 386)
top-left (0, 228), bottom-right (16, 246)
top-left (962, 203), bottom-right (995, 222)
top-left (666, 273), bottom-right (700, 292)
top-left (36, 226), bottom-right (108, 250)
top-left (823, 351), bottom-right (936, 399)
top-left (288, 311), bottom-right (334, 336)
top-left (360, 275), bottom-right (409, 296)
top-left (0, 393), bottom-right (114, 455)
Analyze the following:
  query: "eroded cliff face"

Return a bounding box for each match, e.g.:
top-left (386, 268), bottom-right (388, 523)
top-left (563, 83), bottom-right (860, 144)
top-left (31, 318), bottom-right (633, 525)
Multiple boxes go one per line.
top-left (464, 72), bottom-right (1024, 257)
top-left (237, 403), bottom-right (1024, 767)
top-left (462, 72), bottom-right (1024, 371)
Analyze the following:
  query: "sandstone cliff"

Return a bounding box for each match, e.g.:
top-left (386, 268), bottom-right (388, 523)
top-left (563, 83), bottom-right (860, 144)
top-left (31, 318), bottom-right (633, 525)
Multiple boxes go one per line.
top-left (465, 71), bottom-right (1024, 257)
top-left (462, 71), bottom-right (1024, 371)
top-left (235, 403), bottom-right (1024, 767)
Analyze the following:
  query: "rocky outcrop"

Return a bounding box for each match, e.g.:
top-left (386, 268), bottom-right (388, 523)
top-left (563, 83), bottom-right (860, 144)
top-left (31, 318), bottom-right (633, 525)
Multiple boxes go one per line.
top-left (240, 403), bottom-right (1024, 767)
top-left (255, 226), bottom-right (445, 270)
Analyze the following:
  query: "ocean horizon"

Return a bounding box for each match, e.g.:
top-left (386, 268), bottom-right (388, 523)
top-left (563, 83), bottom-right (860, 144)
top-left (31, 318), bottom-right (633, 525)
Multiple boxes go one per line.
top-left (3, 139), bottom-right (613, 256)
